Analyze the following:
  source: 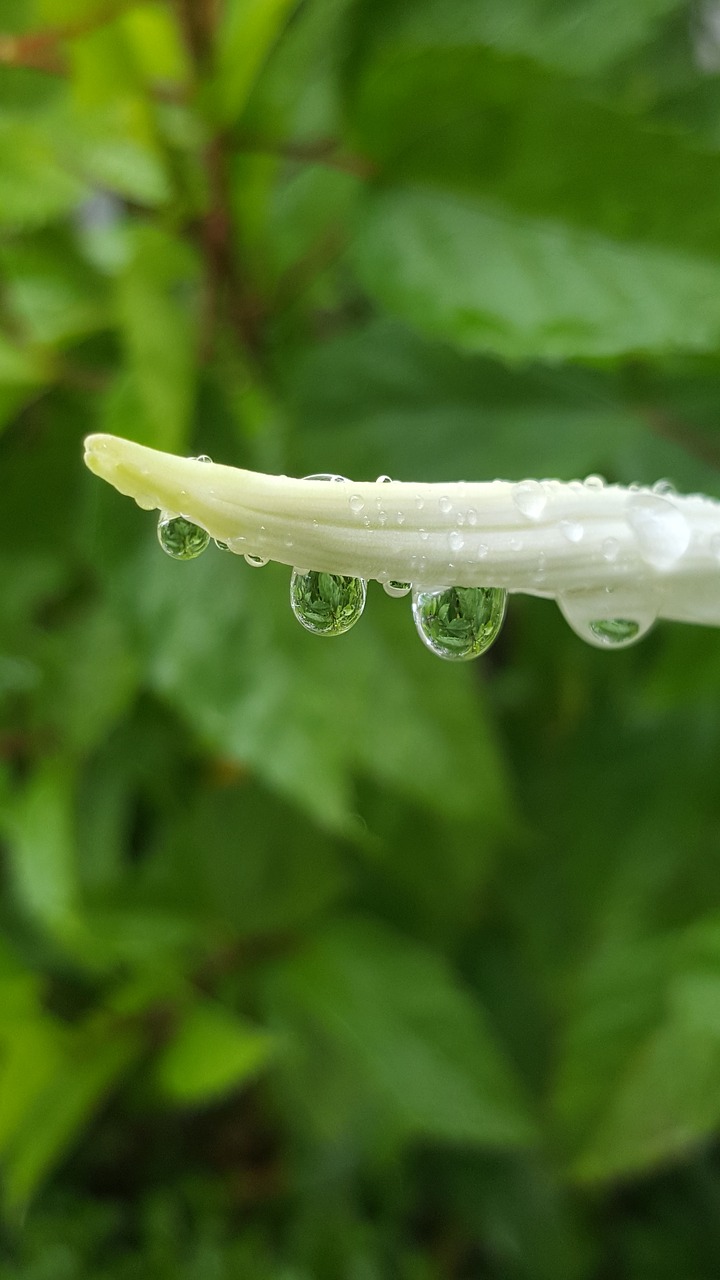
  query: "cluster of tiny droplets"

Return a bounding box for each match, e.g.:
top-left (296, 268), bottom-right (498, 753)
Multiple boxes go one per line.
top-left (154, 464), bottom-right (678, 657)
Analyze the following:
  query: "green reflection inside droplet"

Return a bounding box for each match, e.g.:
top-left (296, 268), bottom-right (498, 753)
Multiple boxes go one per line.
top-left (383, 580), bottom-right (412, 598)
top-left (290, 569), bottom-right (366, 636)
top-left (589, 618), bottom-right (640, 645)
top-left (412, 585), bottom-right (507, 661)
top-left (158, 515), bottom-right (210, 560)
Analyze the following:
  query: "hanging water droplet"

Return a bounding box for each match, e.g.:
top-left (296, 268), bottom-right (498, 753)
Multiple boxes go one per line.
top-left (559, 589), bottom-right (655, 650)
top-left (627, 493), bottom-right (690, 569)
top-left (412, 585), bottom-right (507, 661)
top-left (290, 569), bottom-right (366, 636)
top-left (245, 553), bottom-right (268, 567)
top-left (589, 618), bottom-right (641, 645)
top-left (559, 519), bottom-right (584, 543)
top-left (157, 514), bottom-right (210, 560)
top-left (383, 580), bottom-right (411, 598)
top-left (449, 530), bottom-right (464, 552)
top-left (349, 494), bottom-right (365, 514)
top-left (513, 480), bottom-right (547, 520)
top-left (214, 539), bottom-right (229, 551)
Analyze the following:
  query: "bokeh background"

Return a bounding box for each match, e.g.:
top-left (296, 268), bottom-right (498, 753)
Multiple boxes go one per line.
top-left (3, 0), bottom-right (720, 1275)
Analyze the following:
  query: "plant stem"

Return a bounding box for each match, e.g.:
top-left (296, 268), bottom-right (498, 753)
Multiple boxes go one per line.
top-left (84, 433), bottom-right (720, 628)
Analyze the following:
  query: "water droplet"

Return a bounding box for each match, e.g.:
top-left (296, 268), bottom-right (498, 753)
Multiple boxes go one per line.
top-left (290, 569), bottom-right (366, 636)
top-left (195, 454), bottom-right (212, 464)
top-left (439, 496), bottom-right (452, 515)
top-left (383, 580), bottom-right (411, 598)
top-left (449, 530), bottom-right (464, 552)
top-left (349, 495), bottom-right (365, 514)
top-left (602, 537), bottom-right (620, 562)
top-left (466, 508), bottom-right (477, 526)
top-left (214, 539), bottom-right (229, 551)
top-left (559, 520), bottom-right (584, 543)
top-left (513, 480), bottom-right (547, 520)
top-left (396, 511), bottom-right (405, 525)
top-left (584, 474), bottom-right (605, 490)
top-left (415, 494), bottom-right (425, 510)
top-left (589, 618), bottom-right (641, 645)
top-left (419, 528), bottom-right (429, 541)
top-left (412, 585), bottom-right (507, 661)
top-left (559, 589), bottom-right (655, 650)
top-left (652, 478), bottom-right (676, 496)
top-left (477, 543), bottom-right (489, 559)
top-left (377, 474), bottom-right (392, 484)
top-left (627, 494), bottom-right (690, 569)
top-left (305, 472), bottom-right (346, 483)
top-left (157, 514), bottom-right (209, 560)
top-left (509, 536), bottom-right (522, 552)
top-left (245, 553), bottom-right (268, 567)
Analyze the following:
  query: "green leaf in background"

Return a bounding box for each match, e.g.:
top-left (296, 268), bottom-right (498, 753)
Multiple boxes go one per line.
top-left (210, 0), bottom-right (300, 125)
top-left (269, 917), bottom-right (536, 1148)
top-left (1, 1018), bottom-right (142, 1212)
top-left (0, 758), bottom-right (79, 936)
top-left (349, 0), bottom-right (684, 77)
top-left (155, 1000), bottom-right (275, 1104)
top-left (110, 224), bottom-right (200, 450)
top-left (353, 186), bottom-right (720, 360)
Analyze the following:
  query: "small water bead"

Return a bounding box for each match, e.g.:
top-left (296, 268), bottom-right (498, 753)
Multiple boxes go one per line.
top-left (305, 472), bottom-right (346, 483)
top-left (377, 474), bottom-right (393, 484)
top-left (602, 537), bottom-right (620, 562)
top-left (439, 496), bottom-right (453, 515)
top-left (290, 569), bottom-right (366, 636)
top-left (652, 478), bottom-right (676, 496)
top-left (158, 513), bottom-right (210, 560)
top-left (627, 493), bottom-right (690, 570)
top-left (383, 580), bottom-right (412, 598)
top-left (412, 585), bottom-right (507, 662)
top-left (195, 454), bottom-right (212, 464)
top-left (214, 538), bottom-right (229, 551)
top-left (513, 480), bottom-right (547, 520)
top-left (559, 519), bottom-right (584, 543)
top-left (245, 553), bottom-right (268, 567)
top-left (466, 508), bottom-right (477, 526)
top-left (449, 530), bottom-right (464, 552)
top-left (349, 495), bottom-right (365, 514)
top-left (583, 473), bottom-right (605, 490)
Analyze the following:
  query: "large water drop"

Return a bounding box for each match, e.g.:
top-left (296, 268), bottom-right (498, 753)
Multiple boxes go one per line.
top-left (627, 493), bottom-right (690, 569)
top-left (559, 589), bottom-right (656, 650)
top-left (290, 569), bottom-right (366, 636)
top-left (157, 514), bottom-right (209, 560)
top-left (412, 585), bottom-right (507, 661)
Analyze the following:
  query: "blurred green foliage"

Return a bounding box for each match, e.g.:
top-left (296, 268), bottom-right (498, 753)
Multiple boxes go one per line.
top-left (2, 0), bottom-right (720, 1275)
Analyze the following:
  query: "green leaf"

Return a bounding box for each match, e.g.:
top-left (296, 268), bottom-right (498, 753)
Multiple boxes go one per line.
top-left (113, 224), bottom-right (200, 450)
top-left (349, 0), bottom-right (685, 77)
top-left (1, 1019), bottom-right (141, 1211)
top-left (0, 231), bottom-right (110, 347)
top-left (353, 186), bottom-right (720, 360)
top-left (155, 1001), bottom-right (275, 1104)
top-left (555, 927), bottom-right (720, 1182)
top-left (210, 0), bottom-right (301, 125)
top-left (0, 758), bottom-right (79, 935)
top-left (270, 918), bottom-right (536, 1147)
top-left (0, 117), bottom-right (87, 230)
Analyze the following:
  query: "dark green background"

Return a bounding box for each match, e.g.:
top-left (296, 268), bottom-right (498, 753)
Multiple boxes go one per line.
top-left (2, 0), bottom-right (720, 1275)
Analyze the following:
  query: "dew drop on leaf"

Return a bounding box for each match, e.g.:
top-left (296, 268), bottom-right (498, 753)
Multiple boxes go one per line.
top-left (290, 569), bottom-right (366, 636)
top-left (383, 580), bottom-right (412, 598)
top-left (157, 514), bottom-right (210, 560)
top-left (412, 585), bottom-right (507, 661)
